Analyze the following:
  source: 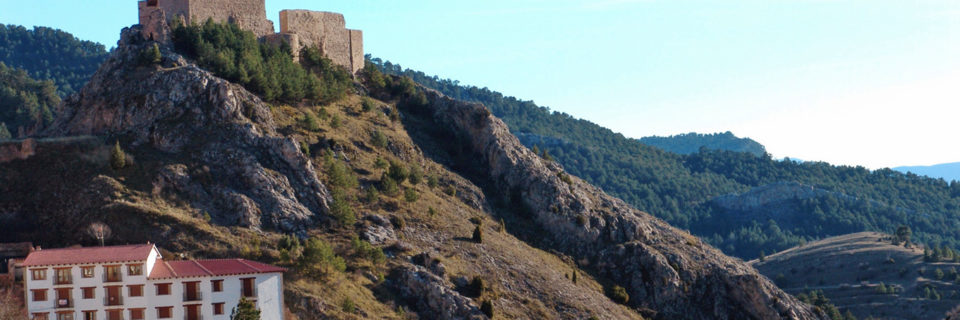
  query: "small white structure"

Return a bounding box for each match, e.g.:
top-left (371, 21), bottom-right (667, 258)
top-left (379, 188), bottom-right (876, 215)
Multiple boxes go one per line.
top-left (22, 243), bottom-right (285, 320)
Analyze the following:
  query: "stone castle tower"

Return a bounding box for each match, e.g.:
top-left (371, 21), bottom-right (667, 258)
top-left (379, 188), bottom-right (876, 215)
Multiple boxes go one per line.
top-left (138, 0), bottom-right (364, 74)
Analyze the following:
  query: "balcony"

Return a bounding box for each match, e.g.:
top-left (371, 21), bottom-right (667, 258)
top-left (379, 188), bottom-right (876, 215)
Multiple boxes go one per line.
top-left (183, 290), bottom-right (203, 302)
top-left (103, 273), bottom-right (122, 283)
top-left (53, 277), bottom-right (73, 285)
top-left (55, 298), bottom-right (73, 309)
top-left (104, 294), bottom-right (124, 306)
top-left (183, 315), bottom-right (203, 320)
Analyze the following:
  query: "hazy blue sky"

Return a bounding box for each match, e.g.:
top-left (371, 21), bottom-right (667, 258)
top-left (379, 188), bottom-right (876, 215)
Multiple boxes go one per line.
top-left (2, 0), bottom-right (959, 169)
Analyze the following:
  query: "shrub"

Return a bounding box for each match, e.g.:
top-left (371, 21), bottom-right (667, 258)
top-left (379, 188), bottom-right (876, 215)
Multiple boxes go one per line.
top-left (379, 174), bottom-right (400, 197)
top-left (404, 188), bottom-right (419, 203)
top-left (231, 297), bottom-right (260, 320)
top-left (330, 189), bottom-right (356, 226)
top-left (298, 237), bottom-right (346, 277)
top-left (299, 141), bottom-right (311, 157)
top-left (499, 218), bottom-right (506, 233)
top-left (472, 225), bottom-right (483, 243)
top-left (388, 160), bottom-right (409, 183)
top-left (110, 141), bottom-right (125, 170)
top-left (324, 153), bottom-right (357, 189)
top-left (408, 165), bottom-right (423, 185)
top-left (302, 110), bottom-right (321, 132)
top-left (141, 43), bottom-right (162, 65)
top-left (374, 156), bottom-right (389, 169)
top-left (0, 123), bottom-right (10, 140)
top-left (444, 185), bottom-right (457, 197)
top-left (361, 97), bottom-right (376, 112)
top-left (428, 206), bottom-right (438, 217)
top-left (608, 285), bottom-right (629, 304)
top-left (480, 300), bottom-right (494, 318)
top-left (330, 114), bottom-right (341, 129)
top-left (571, 270), bottom-right (578, 284)
top-left (467, 276), bottom-right (486, 297)
top-left (426, 174), bottom-right (439, 188)
top-left (362, 187), bottom-right (379, 204)
top-left (351, 236), bottom-right (386, 265)
top-left (391, 215), bottom-right (406, 230)
top-left (370, 129), bottom-right (388, 148)
top-left (341, 297), bottom-right (355, 313)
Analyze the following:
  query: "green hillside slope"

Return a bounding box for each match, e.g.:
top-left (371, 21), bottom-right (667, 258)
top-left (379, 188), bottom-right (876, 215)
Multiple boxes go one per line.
top-left (371, 57), bottom-right (960, 260)
top-left (0, 24), bottom-right (109, 96)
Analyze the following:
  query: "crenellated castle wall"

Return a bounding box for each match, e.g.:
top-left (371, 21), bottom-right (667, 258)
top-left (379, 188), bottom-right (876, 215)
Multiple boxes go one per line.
top-left (137, 0), bottom-right (362, 74)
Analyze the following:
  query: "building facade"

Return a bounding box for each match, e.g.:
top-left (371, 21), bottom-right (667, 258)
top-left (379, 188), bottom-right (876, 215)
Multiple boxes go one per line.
top-left (23, 244), bottom-right (284, 320)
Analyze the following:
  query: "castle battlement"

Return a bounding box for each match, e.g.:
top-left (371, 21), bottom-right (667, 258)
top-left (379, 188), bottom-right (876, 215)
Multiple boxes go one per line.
top-left (138, 0), bottom-right (364, 74)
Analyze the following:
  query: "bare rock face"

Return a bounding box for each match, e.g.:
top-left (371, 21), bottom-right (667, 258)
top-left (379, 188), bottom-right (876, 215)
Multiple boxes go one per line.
top-left (393, 265), bottom-right (487, 320)
top-left (45, 26), bottom-right (330, 233)
top-left (414, 88), bottom-right (826, 320)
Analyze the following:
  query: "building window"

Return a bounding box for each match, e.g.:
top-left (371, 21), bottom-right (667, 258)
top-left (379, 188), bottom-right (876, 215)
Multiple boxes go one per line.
top-left (81, 266), bottom-right (94, 278)
top-left (211, 279), bottom-right (223, 292)
top-left (107, 309), bottom-right (123, 320)
top-left (54, 268), bottom-right (72, 285)
top-left (81, 287), bottom-right (95, 299)
top-left (213, 302), bottom-right (225, 315)
top-left (155, 283), bottom-right (171, 295)
top-left (127, 264), bottom-right (143, 276)
top-left (104, 265), bottom-right (122, 282)
top-left (156, 306), bottom-right (173, 319)
top-left (56, 312), bottom-right (74, 320)
top-left (31, 289), bottom-right (47, 301)
top-left (241, 277), bottom-right (256, 297)
top-left (128, 284), bottom-right (144, 297)
top-left (31, 313), bottom-right (49, 320)
top-left (31, 268), bottom-right (46, 280)
top-left (82, 311), bottom-right (95, 320)
top-left (129, 309), bottom-right (145, 320)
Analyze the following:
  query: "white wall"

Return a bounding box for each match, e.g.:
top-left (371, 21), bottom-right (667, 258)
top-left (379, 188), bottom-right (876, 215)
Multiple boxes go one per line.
top-left (26, 261), bottom-right (284, 320)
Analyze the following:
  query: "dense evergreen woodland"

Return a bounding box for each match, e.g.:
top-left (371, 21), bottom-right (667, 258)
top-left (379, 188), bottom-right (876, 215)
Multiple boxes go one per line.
top-left (370, 57), bottom-right (960, 259)
top-left (0, 63), bottom-right (60, 139)
top-left (639, 131), bottom-right (766, 156)
top-left (171, 19), bottom-right (352, 104)
top-left (0, 25), bottom-right (109, 96)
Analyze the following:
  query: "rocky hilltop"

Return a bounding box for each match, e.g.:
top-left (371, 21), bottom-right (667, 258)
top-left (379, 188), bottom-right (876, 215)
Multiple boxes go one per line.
top-left (45, 27), bottom-right (330, 233)
top-left (1, 23), bottom-right (826, 319)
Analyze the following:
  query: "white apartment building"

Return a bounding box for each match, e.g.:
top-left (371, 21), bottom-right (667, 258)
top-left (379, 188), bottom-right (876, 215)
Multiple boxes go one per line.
top-left (23, 243), bottom-right (285, 320)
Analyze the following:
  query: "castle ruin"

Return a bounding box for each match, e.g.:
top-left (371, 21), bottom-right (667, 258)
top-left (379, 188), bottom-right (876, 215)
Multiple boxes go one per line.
top-left (138, 0), bottom-right (364, 74)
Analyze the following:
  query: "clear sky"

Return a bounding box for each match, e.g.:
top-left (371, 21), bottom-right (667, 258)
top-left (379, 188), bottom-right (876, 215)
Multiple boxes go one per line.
top-left (2, 0), bottom-right (959, 169)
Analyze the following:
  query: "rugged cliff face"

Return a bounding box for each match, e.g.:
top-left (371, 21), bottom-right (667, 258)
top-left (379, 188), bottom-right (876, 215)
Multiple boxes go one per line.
top-left (407, 88), bottom-right (826, 320)
top-left (45, 26), bottom-right (330, 233)
top-left (1, 23), bottom-right (828, 320)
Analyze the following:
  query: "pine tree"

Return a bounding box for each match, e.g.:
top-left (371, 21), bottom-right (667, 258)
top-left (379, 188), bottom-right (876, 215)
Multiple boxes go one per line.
top-left (110, 141), bottom-right (125, 170)
top-left (231, 297), bottom-right (260, 320)
top-left (472, 225), bottom-right (483, 243)
top-left (0, 122), bottom-right (11, 140)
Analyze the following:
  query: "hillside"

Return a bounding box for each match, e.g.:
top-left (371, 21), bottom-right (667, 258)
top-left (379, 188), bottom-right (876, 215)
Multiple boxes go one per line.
top-left (896, 162), bottom-right (960, 183)
top-left (0, 24), bottom-right (109, 96)
top-left (752, 232), bottom-right (960, 319)
top-left (0, 23), bottom-right (825, 319)
top-left (372, 58), bottom-right (960, 261)
top-left (639, 131), bottom-right (766, 156)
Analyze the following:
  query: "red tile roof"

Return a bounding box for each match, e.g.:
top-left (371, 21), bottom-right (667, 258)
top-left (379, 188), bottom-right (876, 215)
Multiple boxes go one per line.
top-left (148, 259), bottom-right (285, 279)
top-left (22, 244), bottom-right (155, 267)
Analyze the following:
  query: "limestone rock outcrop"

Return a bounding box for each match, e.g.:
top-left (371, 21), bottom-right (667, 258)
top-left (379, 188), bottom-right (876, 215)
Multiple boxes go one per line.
top-left (413, 87), bottom-right (827, 320)
top-left (45, 26), bottom-right (330, 232)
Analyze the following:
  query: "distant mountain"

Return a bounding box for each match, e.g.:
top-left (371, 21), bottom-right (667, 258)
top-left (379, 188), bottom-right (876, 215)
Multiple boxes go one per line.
top-left (639, 131), bottom-right (766, 156)
top-left (895, 162), bottom-right (960, 182)
top-left (752, 232), bottom-right (960, 320)
top-left (0, 24), bottom-right (109, 96)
